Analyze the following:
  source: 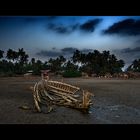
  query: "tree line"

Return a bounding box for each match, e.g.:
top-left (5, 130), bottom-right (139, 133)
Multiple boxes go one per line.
top-left (0, 48), bottom-right (140, 77)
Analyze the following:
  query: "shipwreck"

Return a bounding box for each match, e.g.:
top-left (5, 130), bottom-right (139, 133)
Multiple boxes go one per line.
top-left (30, 70), bottom-right (93, 113)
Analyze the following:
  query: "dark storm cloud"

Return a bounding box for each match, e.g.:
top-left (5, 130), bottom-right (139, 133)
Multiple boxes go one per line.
top-left (36, 50), bottom-right (62, 57)
top-left (135, 39), bottom-right (140, 44)
top-left (52, 47), bottom-right (56, 50)
top-left (81, 49), bottom-right (93, 53)
top-left (121, 47), bottom-right (140, 53)
top-left (61, 47), bottom-right (93, 54)
top-left (47, 18), bottom-right (102, 34)
top-left (47, 23), bottom-right (70, 34)
top-left (61, 47), bottom-right (77, 53)
top-left (36, 48), bottom-right (74, 58)
top-left (36, 47), bottom-right (94, 58)
top-left (47, 23), bottom-right (79, 34)
top-left (79, 19), bottom-right (102, 32)
top-left (71, 24), bottom-right (79, 31)
top-left (103, 19), bottom-right (140, 36)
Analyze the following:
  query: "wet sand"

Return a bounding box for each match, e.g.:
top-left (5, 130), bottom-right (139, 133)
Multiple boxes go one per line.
top-left (0, 76), bottom-right (140, 124)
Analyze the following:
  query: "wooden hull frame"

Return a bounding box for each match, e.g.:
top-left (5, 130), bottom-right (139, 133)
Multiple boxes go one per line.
top-left (31, 79), bottom-right (93, 113)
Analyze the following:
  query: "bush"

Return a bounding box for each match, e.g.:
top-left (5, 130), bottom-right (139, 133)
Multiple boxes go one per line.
top-left (0, 71), bottom-right (15, 77)
top-left (62, 70), bottom-right (82, 78)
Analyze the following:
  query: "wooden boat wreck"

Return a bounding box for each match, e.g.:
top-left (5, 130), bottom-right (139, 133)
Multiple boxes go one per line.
top-left (30, 79), bottom-right (93, 113)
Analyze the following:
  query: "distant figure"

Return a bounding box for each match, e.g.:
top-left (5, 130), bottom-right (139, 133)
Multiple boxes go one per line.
top-left (41, 70), bottom-right (50, 80)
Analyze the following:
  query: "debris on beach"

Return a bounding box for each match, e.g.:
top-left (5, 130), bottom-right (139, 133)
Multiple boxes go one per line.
top-left (30, 78), bottom-right (93, 114)
top-left (19, 105), bottom-right (31, 110)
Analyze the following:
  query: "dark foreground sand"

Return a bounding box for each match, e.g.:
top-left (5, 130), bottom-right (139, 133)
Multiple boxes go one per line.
top-left (0, 76), bottom-right (140, 124)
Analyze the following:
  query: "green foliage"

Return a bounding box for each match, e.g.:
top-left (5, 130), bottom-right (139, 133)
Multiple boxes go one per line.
top-left (0, 50), bottom-right (4, 59)
top-left (72, 49), bottom-right (125, 76)
top-left (0, 71), bottom-right (15, 77)
top-left (62, 70), bottom-right (82, 78)
top-left (48, 56), bottom-right (66, 73)
top-left (127, 59), bottom-right (140, 72)
top-left (0, 48), bottom-right (127, 77)
top-left (63, 60), bottom-right (78, 71)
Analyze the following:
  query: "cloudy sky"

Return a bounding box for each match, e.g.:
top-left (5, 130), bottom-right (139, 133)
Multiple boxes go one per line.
top-left (0, 16), bottom-right (140, 69)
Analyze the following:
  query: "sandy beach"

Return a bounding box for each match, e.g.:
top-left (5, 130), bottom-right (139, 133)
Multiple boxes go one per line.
top-left (0, 76), bottom-right (140, 124)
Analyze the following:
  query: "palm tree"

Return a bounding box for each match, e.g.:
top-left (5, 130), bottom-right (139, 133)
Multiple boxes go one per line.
top-left (72, 49), bottom-right (81, 63)
top-left (64, 60), bottom-right (78, 71)
top-left (31, 58), bottom-right (35, 64)
top-left (0, 50), bottom-right (4, 59)
top-left (7, 49), bottom-right (14, 61)
top-left (128, 59), bottom-right (140, 72)
top-left (59, 55), bottom-right (66, 63)
top-left (6, 49), bottom-right (18, 62)
top-left (18, 48), bottom-right (29, 64)
top-left (118, 60), bottom-right (125, 68)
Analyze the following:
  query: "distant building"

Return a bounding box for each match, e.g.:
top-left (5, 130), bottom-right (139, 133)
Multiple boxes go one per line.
top-left (24, 70), bottom-right (33, 77)
top-left (27, 70), bottom-right (33, 73)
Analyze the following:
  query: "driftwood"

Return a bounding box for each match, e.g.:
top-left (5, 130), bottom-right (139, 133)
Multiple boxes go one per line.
top-left (30, 79), bottom-right (93, 113)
